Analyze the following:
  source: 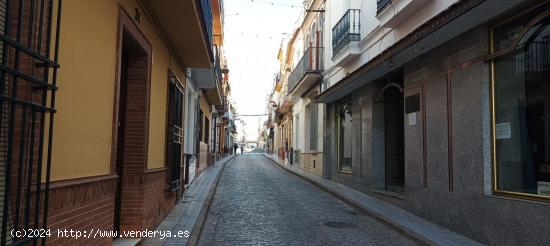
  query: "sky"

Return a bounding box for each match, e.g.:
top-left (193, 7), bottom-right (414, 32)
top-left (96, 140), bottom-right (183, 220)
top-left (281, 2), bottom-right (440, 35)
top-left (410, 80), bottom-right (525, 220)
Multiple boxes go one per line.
top-left (223, 0), bottom-right (303, 142)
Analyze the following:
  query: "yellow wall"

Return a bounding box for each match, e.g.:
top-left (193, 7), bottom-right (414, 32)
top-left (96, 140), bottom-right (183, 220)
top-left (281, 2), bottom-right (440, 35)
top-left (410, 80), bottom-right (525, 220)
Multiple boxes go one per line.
top-left (119, 0), bottom-right (168, 169)
top-left (51, 0), bottom-right (118, 181)
top-left (52, 0), bottom-right (188, 180)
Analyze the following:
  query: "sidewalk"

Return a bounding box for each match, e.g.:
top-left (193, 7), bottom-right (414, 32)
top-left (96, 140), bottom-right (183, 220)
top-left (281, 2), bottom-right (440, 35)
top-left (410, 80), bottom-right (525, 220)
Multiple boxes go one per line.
top-left (263, 153), bottom-right (483, 246)
top-left (141, 155), bottom-right (235, 246)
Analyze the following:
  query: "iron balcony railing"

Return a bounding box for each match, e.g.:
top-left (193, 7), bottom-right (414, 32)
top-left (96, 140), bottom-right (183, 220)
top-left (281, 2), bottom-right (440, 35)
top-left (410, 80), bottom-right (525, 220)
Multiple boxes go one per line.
top-left (198, 0), bottom-right (213, 50)
top-left (332, 9), bottom-right (360, 56)
top-left (213, 51), bottom-right (224, 105)
top-left (288, 47), bottom-right (324, 94)
top-left (377, 0), bottom-right (392, 14)
top-left (214, 53), bottom-right (222, 88)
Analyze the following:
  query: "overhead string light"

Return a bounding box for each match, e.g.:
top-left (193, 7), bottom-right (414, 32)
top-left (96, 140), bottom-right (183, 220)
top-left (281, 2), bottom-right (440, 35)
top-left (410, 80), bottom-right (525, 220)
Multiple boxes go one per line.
top-left (227, 32), bottom-right (277, 40)
top-left (250, 0), bottom-right (302, 8)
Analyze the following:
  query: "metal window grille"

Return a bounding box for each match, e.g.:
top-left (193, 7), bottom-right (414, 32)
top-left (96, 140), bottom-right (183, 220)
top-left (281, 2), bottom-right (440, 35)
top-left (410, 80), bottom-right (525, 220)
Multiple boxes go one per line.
top-left (377, 0), bottom-right (391, 14)
top-left (167, 77), bottom-right (184, 191)
top-left (0, 0), bottom-right (61, 245)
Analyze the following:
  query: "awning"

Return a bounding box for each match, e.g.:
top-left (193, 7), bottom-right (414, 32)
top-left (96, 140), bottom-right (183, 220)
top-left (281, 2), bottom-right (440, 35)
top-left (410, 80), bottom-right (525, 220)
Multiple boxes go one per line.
top-left (315, 0), bottom-right (528, 103)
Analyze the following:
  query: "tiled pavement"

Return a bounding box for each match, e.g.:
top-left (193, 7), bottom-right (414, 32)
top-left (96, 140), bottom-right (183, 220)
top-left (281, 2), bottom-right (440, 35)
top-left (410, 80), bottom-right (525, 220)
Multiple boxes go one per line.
top-left (197, 154), bottom-right (419, 246)
top-left (142, 155), bottom-right (235, 246)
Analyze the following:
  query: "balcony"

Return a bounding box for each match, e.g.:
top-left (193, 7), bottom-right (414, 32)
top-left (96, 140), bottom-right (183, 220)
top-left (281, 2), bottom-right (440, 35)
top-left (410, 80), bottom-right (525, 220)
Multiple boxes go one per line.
top-left (288, 47), bottom-right (324, 97)
top-left (141, 0), bottom-right (214, 68)
top-left (193, 52), bottom-right (223, 105)
top-left (331, 9), bottom-right (361, 66)
top-left (199, 0), bottom-right (213, 47)
top-left (377, 0), bottom-right (391, 14)
top-left (332, 9), bottom-right (360, 56)
top-left (376, 0), bottom-right (429, 28)
top-left (280, 96), bottom-right (294, 114)
top-left (211, 0), bottom-right (224, 45)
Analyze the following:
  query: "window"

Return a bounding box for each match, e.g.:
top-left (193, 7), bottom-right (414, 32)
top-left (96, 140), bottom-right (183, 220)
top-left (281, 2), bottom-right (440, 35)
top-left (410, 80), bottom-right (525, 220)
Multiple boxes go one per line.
top-left (337, 100), bottom-right (352, 173)
top-left (492, 9), bottom-right (550, 199)
top-left (166, 76), bottom-right (184, 191)
top-left (309, 103), bottom-right (318, 151)
top-left (199, 110), bottom-right (204, 142)
top-left (205, 118), bottom-right (210, 144)
top-left (294, 115), bottom-right (299, 150)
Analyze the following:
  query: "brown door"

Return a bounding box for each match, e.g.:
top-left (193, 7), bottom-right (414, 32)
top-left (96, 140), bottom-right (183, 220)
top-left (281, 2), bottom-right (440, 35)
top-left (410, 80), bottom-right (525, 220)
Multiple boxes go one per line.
top-left (114, 50), bottom-right (129, 235)
top-left (113, 27), bottom-right (149, 234)
top-left (384, 85), bottom-right (405, 192)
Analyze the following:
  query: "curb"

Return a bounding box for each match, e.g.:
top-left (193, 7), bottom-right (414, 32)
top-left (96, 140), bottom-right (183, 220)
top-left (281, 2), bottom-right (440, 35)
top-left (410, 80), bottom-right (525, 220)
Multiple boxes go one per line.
top-left (261, 153), bottom-right (478, 246)
top-left (186, 155), bottom-right (236, 246)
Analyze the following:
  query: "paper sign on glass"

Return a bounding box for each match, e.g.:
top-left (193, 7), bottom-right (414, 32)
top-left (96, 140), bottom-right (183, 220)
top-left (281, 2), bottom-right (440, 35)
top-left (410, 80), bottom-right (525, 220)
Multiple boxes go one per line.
top-left (408, 113), bottom-right (417, 126)
top-left (495, 122), bottom-right (511, 139)
top-left (538, 181), bottom-right (550, 196)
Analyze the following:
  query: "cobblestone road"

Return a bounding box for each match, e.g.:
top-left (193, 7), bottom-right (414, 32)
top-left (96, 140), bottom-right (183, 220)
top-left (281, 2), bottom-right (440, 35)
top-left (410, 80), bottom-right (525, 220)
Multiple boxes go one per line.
top-left (198, 154), bottom-right (418, 246)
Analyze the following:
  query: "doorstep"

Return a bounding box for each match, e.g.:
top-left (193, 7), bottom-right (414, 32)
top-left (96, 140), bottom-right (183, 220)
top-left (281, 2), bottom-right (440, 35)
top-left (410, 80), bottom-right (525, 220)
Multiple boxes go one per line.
top-left (262, 153), bottom-right (483, 246)
top-left (140, 155), bottom-right (235, 246)
top-left (113, 238), bottom-right (141, 246)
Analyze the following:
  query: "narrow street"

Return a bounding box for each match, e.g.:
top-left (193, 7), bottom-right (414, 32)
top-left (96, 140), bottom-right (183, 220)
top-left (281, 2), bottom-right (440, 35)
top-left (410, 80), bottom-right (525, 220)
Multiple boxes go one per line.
top-left (2, 0), bottom-right (547, 245)
top-left (198, 154), bottom-right (418, 246)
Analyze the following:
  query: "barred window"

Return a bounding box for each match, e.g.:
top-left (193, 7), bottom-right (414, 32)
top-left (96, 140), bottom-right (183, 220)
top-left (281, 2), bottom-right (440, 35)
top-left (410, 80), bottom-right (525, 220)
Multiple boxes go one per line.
top-left (337, 100), bottom-right (352, 173)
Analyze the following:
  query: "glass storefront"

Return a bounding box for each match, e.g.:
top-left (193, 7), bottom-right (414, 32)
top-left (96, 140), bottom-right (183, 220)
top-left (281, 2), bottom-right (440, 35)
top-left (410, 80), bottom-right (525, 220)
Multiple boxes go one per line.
top-left (493, 9), bottom-right (550, 198)
top-left (337, 100), bottom-right (353, 173)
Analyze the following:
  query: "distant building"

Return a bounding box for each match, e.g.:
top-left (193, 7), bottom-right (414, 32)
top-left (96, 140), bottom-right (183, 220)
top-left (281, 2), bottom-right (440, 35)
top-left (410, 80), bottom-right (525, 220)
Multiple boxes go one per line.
top-left (285, 0), bottom-right (326, 177)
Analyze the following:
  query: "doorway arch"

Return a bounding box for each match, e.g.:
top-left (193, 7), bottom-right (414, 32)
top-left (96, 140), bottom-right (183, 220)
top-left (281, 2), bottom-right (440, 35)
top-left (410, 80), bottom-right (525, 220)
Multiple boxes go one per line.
top-left (375, 82), bottom-right (405, 192)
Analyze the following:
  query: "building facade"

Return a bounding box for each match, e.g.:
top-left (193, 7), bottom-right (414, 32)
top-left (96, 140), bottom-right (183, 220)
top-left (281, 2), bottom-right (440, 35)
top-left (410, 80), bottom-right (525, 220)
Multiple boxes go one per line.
top-left (0, 0), bottom-right (231, 245)
top-left (315, 0), bottom-right (550, 244)
top-left (267, 38), bottom-right (294, 163)
top-left (283, 0), bottom-right (326, 177)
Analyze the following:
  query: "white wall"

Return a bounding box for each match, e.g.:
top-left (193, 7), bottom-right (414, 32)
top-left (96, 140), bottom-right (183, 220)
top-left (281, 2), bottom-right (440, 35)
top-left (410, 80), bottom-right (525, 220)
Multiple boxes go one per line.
top-left (316, 103), bottom-right (324, 152)
top-left (293, 96), bottom-right (326, 153)
top-left (323, 0), bottom-right (460, 90)
top-left (184, 69), bottom-right (199, 154)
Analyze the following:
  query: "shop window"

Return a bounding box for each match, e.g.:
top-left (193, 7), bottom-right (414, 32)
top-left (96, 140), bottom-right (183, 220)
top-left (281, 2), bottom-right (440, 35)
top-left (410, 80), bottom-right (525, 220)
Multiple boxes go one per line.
top-left (337, 100), bottom-right (352, 173)
top-left (492, 11), bottom-right (550, 199)
top-left (492, 6), bottom-right (548, 52)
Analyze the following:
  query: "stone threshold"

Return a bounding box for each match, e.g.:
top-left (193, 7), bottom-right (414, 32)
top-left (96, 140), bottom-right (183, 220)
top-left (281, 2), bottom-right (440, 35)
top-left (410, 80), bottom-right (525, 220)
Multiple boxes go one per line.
top-left (113, 238), bottom-right (141, 246)
top-left (263, 153), bottom-right (483, 246)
